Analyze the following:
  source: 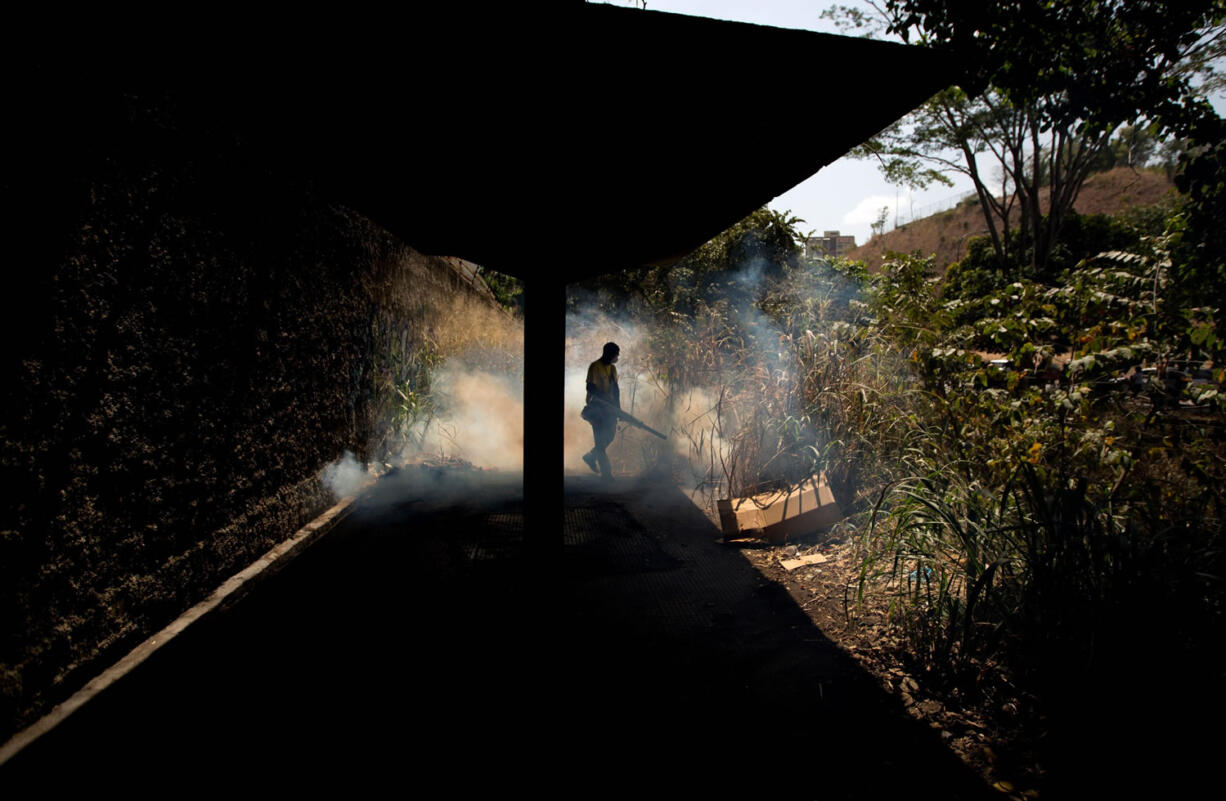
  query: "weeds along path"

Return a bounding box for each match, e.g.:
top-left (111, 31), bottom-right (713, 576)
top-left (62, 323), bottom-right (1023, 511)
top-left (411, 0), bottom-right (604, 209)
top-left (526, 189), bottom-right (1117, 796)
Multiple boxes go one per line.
top-left (732, 510), bottom-right (1225, 800)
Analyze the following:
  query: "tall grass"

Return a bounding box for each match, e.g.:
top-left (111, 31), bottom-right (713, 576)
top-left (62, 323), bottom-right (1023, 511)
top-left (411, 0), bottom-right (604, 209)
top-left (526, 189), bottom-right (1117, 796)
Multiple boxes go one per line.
top-left (582, 229), bottom-right (1222, 700)
top-left (838, 248), bottom-right (1225, 697)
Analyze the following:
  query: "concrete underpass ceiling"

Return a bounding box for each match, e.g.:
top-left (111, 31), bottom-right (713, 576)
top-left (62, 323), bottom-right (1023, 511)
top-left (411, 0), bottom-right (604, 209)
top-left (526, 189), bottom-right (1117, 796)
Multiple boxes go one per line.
top-left (302, 5), bottom-right (959, 279)
top-left (18, 4), bottom-right (960, 281)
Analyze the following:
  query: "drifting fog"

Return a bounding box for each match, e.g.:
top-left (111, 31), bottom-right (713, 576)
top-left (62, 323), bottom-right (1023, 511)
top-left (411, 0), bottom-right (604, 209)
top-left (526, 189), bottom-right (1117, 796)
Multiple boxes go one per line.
top-left (564, 253), bottom-right (831, 497)
top-left (322, 253), bottom-right (826, 500)
top-left (321, 450), bottom-right (376, 499)
top-left (564, 308), bottom-right (732, 488)
top-left (321, 290), bottom-right (526, 499)
top-left (417, 364), bottom-right (524, 471)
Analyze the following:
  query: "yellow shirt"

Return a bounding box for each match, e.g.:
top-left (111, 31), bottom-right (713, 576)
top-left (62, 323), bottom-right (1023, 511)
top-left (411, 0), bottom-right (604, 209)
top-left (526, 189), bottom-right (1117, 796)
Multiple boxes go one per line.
top-left (586, 359), bottom-right (618, 403)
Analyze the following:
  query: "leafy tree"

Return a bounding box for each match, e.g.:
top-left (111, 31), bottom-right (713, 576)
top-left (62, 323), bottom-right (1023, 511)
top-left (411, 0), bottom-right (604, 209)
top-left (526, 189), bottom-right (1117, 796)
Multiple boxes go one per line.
top-left (882, 0), bottom-right (1226, 137)
top-left (1102, 124), bottom-right (1161, 171)
top-left (829, 1), bottom-right (1226, 278)
top-left (1170, 133), bottom-right (1226, 339)
top-left (476, 266), bottom-right (524, 315)
top-left (855, 85), bottom-right (1115, 278)
top-left (870, 205), bottom-right (890, 238)
top-left (582, 207), bottom-right (805, 316)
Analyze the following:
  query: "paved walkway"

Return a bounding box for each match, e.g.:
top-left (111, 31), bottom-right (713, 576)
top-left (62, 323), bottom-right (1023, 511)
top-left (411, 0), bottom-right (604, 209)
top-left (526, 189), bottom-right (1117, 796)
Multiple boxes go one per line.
top-left (3, 468), bottom-right (993, 797)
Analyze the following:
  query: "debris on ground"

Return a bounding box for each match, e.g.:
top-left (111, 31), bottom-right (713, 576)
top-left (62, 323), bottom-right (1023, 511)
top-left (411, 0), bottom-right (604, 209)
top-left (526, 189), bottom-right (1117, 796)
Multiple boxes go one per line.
top-left (717, 472), bottom-right (842, 543)
top-left (778, 552), bottom-right (828, 571)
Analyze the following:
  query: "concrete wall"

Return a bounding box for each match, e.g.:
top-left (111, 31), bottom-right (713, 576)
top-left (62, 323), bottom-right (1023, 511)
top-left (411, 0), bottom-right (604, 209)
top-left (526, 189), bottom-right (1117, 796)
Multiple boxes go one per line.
top-left (0, 91), bottom-right (495, 738)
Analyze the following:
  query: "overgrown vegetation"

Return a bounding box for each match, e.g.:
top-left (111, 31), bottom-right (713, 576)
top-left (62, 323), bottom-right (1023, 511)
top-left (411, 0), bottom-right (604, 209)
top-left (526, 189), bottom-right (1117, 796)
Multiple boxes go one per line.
top-left (581, 174), bottom-right (1222, 786)
top-left (369, 288), bottom-right (524, 468)
top-left (863, 238), bottom-right (1223, 676)
top-left (576, 3), bottom-right (1226, 791)
top-left (574, 209), bottom-right (850, 496)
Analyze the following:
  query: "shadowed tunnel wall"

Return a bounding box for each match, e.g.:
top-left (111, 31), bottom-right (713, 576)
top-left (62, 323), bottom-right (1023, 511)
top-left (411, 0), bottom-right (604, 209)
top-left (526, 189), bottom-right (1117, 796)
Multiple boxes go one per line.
top-left (0, 90), bottom-right (502, 739)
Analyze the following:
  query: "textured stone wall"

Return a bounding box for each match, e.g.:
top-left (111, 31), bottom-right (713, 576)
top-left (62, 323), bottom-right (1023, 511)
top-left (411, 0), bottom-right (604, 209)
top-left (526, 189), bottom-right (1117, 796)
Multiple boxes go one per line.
top-left (0, 92), bottom-right (494, 737)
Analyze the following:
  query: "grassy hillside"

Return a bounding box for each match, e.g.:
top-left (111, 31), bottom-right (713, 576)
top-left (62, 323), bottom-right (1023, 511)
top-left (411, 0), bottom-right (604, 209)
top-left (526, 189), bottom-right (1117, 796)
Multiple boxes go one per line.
top-left (846, 166), bottom-right (1178, 271)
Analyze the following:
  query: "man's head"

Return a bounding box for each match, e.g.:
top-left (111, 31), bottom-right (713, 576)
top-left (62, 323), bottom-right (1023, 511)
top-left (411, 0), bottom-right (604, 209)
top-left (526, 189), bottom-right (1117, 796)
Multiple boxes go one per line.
top-left (602, 341), bottom-right (620, 363)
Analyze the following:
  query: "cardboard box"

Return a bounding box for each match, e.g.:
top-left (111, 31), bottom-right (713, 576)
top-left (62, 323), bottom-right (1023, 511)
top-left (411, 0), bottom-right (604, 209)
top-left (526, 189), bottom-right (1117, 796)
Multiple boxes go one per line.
top-left (717, 473), bottom-right (842, 543)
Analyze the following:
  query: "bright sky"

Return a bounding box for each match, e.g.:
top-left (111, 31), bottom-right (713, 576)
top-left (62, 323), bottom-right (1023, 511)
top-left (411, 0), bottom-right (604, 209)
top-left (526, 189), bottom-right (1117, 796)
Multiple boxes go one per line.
top-left (595, 0), bottom-right (978, 246)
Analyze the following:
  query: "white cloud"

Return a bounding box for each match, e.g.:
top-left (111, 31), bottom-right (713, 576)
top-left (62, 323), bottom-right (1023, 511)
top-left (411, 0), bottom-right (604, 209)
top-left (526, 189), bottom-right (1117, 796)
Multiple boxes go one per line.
top-left (843, 193), bottom-right (900, 226)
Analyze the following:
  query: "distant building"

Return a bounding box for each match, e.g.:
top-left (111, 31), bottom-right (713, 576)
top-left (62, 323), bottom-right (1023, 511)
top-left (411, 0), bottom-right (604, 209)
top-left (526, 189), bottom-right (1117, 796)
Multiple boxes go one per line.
top-left (805, 230), bottom-right (857, 259)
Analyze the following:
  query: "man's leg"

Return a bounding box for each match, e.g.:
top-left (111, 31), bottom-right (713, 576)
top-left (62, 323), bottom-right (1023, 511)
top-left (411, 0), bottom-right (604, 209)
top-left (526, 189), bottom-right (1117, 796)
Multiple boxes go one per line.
top-left (582, 438), bottom-right (600, 473)
top-left (594, 419), bottom-right (615, 479)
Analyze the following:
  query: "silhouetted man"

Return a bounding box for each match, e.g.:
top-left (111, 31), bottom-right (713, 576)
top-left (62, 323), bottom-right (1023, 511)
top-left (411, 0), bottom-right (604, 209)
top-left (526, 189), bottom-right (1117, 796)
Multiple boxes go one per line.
top-left (581, 341), bottom-right (620, 479)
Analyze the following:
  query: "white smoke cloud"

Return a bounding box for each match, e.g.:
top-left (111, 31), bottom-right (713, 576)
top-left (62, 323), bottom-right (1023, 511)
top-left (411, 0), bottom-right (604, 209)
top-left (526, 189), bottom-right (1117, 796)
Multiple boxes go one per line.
top-left (320, 450), bottom-right (376, 500)
top-left (411, 364), bottom-right (524, 471)
top-left (564, 304), bottom-right (738, 484)
top-left (563, 244), bottom-right (858, 497)
top-left (374, 284), bottom-right (526, 474)
top-left (843, 192), bottom-right (906, 227)
top-left (565, 307), bottom-right (658, 475)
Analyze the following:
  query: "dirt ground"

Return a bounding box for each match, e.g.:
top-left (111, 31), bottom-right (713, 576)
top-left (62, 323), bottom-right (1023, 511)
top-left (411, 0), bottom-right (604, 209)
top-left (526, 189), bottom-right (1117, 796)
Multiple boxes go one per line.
top-left (688, 496), bottom-right (1042, 798)
top-left (762, 547), bottom-right (1036, 793)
